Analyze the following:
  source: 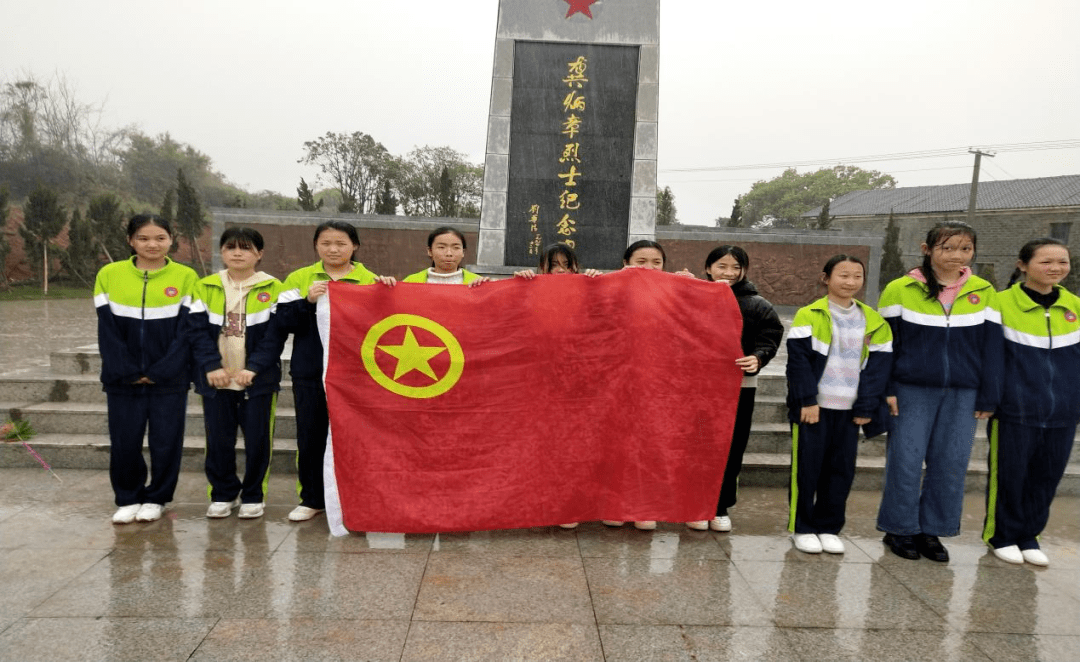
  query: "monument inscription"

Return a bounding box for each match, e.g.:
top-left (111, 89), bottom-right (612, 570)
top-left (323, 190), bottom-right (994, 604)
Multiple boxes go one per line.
top-left (504, 42), bottom-right (639, 270)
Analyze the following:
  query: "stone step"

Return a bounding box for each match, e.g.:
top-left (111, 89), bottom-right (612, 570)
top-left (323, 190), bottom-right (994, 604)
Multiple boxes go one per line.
top-left (0, 367), bottom-right (297, 409)
top-left (2, 434), bottom-right (1076, 496)
top-left (5, 399), bottom-right (1076, 461)
top-left (4, 401), bottom-right (300, 439)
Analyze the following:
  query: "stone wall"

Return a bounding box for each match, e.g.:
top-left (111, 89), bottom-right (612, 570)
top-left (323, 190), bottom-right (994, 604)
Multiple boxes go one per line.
top-left (831, 207), bottom-right (1080, 289)
top-left (213, 209), bottom-right (885, 306)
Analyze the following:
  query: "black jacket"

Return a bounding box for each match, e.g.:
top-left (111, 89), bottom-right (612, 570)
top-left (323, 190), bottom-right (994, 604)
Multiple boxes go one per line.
top-left (730, 279), bottom-right (784, 376)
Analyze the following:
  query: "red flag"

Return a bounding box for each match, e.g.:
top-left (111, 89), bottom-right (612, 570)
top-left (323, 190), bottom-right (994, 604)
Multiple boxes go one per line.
top-left (321, 269), bottom-right (743, 534)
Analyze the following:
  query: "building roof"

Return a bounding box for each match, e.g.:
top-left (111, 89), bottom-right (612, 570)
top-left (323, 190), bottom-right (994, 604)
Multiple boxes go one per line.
top-left (804, 174), bottom-right (1080, 217)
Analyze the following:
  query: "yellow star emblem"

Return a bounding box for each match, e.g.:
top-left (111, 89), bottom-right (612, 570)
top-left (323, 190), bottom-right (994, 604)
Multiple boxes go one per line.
top-left (360, 314), bottom-right (464, 399)
top-left (377, 327), bottom-right (446, 381)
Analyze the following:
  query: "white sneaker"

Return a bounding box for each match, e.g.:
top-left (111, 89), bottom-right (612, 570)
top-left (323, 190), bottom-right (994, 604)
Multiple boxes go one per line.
top-left (686, 520), bottom-right (709, 531)
top-left (1021, 548), bottom-right (1049, 566)
top-left (818, 533), bottom-right (845, 554)
top-left (792, 533), bottom-right (822, 554)
top-left (601, 520), bottom-right (625, 527)
top-left (135, 503), bottom-right (164, 522)
top-left (991, 545), bottom-right (1024, 564)
top-left (206, 498), bottom-right (240, 518)
top-left (558, 522), bottom-right (579, 529)
top-left (633, 521), bottom-right (657, 530)
top-left (238, 503), bottom-right (265, 519)
top-left (288, 505), bottom-right (324, 522)
top-left (112, 504), bottom-right (141, 524)
top-left (710, 516), bottom-right (732, 532)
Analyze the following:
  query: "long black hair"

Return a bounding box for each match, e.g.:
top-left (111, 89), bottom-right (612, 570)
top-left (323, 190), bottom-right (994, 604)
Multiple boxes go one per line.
top-left (704, 245), bottom-right (749, 282)
top-left (1008, 237), bottom-right (1069, 287)
top-left (623, 239), bottom-right (666, 266)
top-left (539, 243), bottom-right (579, 274)
top-left (313, 220), bottom-right (361, 261)
top-left (919, 220), bottom-right (977, 301)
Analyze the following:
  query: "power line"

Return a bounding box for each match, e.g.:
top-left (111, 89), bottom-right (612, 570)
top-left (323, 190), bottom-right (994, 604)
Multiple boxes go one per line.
top-left (660, 139), bottom-right (1080, 173)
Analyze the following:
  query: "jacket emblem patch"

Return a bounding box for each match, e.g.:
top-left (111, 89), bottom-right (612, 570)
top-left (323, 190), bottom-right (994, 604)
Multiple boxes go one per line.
top-left (164, 286), bottom-right (179, 297)
top-left (966, 293), bottom-right (980, 305)
top-left (1065, 310), bottom-right (1078, 323)
top-left (257, 292), bottom-right (271, 303)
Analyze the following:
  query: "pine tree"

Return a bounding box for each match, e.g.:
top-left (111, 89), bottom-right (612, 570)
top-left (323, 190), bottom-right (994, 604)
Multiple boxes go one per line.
top-left (728, 197), bottom-right (743, 228)
top-left (374, 180), bottom-right (398, 215)
top-left (175, 168), bottom-right (208, 274)
top-left (879, 210), bottom-right (905, 290)
top-left (61, 207), bottom-right (98, 286)
top-left (437, 167), bottom-right (456, 217)
top-left (297, 178), bottom-right (323, 211)
top-left (816, 199), bottom-right (834, 230)
top-left (656, 186), bottom-right (678, 225)
top-left (0, 186), bottom-right (10, 289)
top-left (87, 193), bottom-right (129, 264)
top-left (19, 185), bottom-right (67, 287)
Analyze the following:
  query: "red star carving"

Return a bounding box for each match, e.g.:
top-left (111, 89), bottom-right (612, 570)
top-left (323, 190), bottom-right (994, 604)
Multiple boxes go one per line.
top-left (564, 0), bottom-right (598, 19)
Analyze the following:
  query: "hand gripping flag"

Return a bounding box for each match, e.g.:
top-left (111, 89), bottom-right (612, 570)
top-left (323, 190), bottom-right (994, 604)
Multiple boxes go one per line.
top-left (317, 269), bottom-right (744, 535)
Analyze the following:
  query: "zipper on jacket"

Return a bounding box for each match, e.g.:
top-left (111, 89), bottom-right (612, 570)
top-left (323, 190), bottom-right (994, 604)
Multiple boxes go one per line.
top-left (939, 300), bottom-right (951, 386)
top-left (139, 270), bottom-right (149, 374)
top-left (1046, 309), bottom-right (1055, 422)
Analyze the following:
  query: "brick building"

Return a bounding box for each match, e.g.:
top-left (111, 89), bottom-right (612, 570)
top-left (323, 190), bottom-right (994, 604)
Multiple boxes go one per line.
top-left (805, 175), bottom-right (1080, 289)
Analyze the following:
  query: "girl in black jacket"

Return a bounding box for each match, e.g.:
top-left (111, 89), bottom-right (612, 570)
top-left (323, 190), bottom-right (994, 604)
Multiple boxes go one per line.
top-left (688, 245), bottom-right (784, 532)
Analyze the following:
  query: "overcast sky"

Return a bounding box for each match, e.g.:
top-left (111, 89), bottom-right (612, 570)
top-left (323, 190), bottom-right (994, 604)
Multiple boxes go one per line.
top-left (4, 0), bottom-right (1078, 225)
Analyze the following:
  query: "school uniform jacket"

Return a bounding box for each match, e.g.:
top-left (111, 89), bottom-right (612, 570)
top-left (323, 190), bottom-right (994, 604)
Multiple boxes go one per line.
top-left (187, 273), bottom-right (286, 397)
top-left (785, 296), bottom-right (893, 437)
top-left (878, 274), bottom-right (1003, 412)
top-left (996, 283), bottom-right (1080, 428)
top-left (93, 256), bottom-right (199, 394)
top-left (269, 261), bottom-right (378, 386)
top-left (403, 269), bottom-right (480, 284)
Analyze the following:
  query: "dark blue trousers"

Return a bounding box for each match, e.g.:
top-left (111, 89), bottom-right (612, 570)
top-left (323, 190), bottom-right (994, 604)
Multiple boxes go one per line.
top-left (717, 387), bottom-right (756, 514)
top-left (984, 419), bottom-right (1075, 550)
top-left (788, 407), bottom-right (860, 534)
top-left (202, 390), bottom-right (276, 504)
top-left (107, 389), bottom-right (188, 507)
top-left (293, 382), bottom-right (328, 509)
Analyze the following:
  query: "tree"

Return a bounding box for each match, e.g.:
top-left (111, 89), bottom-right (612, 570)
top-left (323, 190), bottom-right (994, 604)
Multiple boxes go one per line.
top-left (879, 210), bottom-right (905, 291)
top-left (392, 146), bottom-right (482, 218)
top-left (655, 186), bottom-right (678, 226)
top-left (374, 180), bottom-right (397, 215)
top-left (728, 197), bottom-right (743, 228)
top-left (87, 192), bottom-right (128, 264)
top-left (175, 168), bottom-right (208, 274)
top-left (437, 167), bottom-right (456, 217)
top-left (159, 188), bottom-right (175, 224)
top-left (299, 131), bottom-right (390, 214)
top-left (0, 185), bottom-right (10, 288)
top-left (816, 199), bottom-right (834, 230)
top-left (19, 185), bottom-right (67, 287)
top-left (60, 206), bottom-right (97, 286)
top-left (296, 177), bottom-right (323, 211)
top-left (740, 165), bottom-right (896, 228)
top-left (1062, 255), bottom-right (1080, 295)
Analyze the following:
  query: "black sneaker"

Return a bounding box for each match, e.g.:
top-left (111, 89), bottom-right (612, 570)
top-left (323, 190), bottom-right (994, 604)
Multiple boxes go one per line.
top-left (916, 534), bottom-right (949, 562)
top-left (883, 533), bottom-right (920, 560)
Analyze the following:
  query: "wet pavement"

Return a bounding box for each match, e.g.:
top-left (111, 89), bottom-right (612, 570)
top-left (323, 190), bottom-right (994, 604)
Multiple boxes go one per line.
top-left (0, 299), bottom-right (97, 370)
top-left (0, 468), bottom-right (1077, 661)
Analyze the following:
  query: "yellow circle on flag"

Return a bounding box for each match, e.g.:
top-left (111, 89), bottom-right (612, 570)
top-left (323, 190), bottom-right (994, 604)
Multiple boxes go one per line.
top-left (360, 314), bottom-right (464, 399)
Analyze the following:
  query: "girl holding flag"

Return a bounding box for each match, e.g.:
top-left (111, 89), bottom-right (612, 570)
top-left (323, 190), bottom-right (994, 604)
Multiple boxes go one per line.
top-left (687, 245), bottom-right (784, 533)
top-left (271, 221), bottom-right (394, 522)
top-left (404, 227), bottom-right (489, 286)
top-left (983, 238), bottom-right (1079, 566)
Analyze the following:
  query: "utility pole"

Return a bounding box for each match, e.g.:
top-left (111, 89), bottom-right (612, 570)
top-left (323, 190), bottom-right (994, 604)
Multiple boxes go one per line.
top-left (967, 148), bottom-right (996, 224)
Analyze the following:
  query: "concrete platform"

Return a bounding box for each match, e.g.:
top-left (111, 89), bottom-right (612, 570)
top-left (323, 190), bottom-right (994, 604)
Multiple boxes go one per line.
top-left (0, 468), bottom-right (1077, 661)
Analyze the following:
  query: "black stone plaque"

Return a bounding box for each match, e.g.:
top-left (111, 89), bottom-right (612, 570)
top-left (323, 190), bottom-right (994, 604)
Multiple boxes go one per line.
top-left (505, 41), bottom-right (639, 271)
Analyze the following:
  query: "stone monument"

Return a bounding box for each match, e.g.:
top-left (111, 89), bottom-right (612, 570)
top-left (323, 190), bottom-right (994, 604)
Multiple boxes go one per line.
top-left (475, 0), bottom-right (660, 272)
